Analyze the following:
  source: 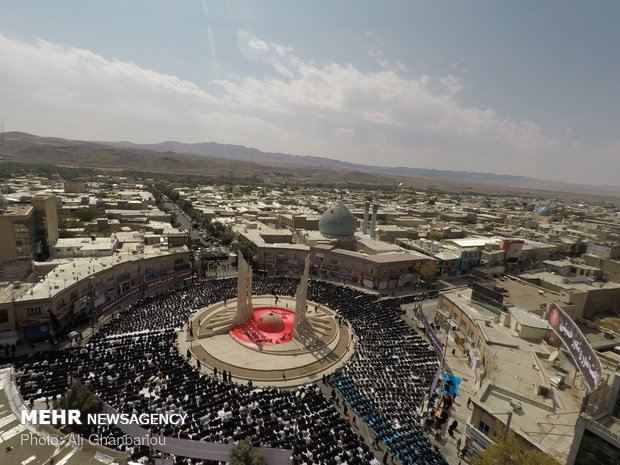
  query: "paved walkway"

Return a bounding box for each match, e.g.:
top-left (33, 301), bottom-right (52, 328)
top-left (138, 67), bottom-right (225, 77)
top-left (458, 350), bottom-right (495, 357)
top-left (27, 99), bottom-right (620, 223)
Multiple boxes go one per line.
top-left (400, 304), bottom-right (476, 465)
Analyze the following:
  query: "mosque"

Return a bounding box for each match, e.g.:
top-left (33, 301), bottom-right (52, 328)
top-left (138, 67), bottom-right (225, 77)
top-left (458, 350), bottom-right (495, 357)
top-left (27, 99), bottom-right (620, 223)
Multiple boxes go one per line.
top-left (233, 200), bottom-right (433, 291)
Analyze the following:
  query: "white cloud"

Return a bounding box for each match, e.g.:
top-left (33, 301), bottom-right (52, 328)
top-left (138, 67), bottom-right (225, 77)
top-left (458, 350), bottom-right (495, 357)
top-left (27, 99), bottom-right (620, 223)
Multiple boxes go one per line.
top-left (214, 35), bottom-right (556, 152)
top-left (2, 32), bottom-right (599, 183)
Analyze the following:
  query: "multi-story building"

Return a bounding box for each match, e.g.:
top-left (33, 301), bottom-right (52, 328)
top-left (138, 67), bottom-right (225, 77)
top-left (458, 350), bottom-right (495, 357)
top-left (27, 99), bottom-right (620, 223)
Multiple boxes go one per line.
top-left (0, 194), bottom-right (59, 277)
top-left (567, 361), bottom-right (620, 465)
top-left (0, 240), bottom-right (190, 342)
top-left (437, 287), bottom-right (585, 463)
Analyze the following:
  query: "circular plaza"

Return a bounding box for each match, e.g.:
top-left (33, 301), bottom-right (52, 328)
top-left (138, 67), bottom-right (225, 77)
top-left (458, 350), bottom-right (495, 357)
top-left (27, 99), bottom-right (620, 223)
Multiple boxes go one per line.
top-left (179, 295), bottom-right (355, 387)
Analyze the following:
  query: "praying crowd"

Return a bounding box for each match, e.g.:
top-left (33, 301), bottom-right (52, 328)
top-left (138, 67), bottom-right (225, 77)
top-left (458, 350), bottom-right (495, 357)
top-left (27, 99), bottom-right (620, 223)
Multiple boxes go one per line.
top-left (11, 277), bottom-right (446, 465)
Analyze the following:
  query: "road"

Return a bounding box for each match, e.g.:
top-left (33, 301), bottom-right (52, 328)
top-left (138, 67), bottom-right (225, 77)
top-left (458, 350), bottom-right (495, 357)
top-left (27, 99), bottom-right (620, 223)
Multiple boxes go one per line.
top-left (160, 194), bottom-right (232, 274)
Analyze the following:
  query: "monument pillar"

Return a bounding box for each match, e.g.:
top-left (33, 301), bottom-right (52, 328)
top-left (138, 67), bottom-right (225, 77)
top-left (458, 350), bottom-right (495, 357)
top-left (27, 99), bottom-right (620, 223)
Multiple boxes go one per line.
top-left (233, 255), bottom-right (254, 325)
top-left (292, 255), bottom-right (311, 338)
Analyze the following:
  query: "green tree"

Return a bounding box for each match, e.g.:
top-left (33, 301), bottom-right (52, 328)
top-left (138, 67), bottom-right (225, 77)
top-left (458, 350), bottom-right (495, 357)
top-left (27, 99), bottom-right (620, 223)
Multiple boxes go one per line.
top-left (470, 431), bottom-right (561, 465)
top-left (571, 240), bottom-right (587, 257)
top-left (427, 231), bottom-right (444, 241)
top-left (234, 238), bottom-right (255, 262)
top-left (221, 227), bottom-right (235, 247)
top-left (72, 207), bottom-right (101, 222)
top-left (415, 261), bottom-right (437, 282)
top-left (229, 437), bottom-right (267, 465)
top-left (54, 381), bottom-right (102, 434)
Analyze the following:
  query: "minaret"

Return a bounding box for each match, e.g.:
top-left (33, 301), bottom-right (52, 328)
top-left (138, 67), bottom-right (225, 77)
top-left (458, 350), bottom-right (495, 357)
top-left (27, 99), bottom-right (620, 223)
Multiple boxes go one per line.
top-left (370, 204), bottom-right (379, 239)
top-left (363, 201), bottom-right (370, 235)
top-left (233, 254), bottom-right (254, 325)
top-left (292, 255), bottom-right (311, 338)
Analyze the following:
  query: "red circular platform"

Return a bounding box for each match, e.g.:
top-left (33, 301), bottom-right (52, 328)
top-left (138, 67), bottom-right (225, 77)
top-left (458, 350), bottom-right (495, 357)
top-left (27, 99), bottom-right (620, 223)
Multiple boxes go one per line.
top-left (231, 307), bottom-right (295, 345)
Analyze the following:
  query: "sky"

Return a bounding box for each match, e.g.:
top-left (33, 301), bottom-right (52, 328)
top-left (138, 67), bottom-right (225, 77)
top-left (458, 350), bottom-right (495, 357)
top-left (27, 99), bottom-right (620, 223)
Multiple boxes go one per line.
top-left (0, 1), bottom-right (618, 186)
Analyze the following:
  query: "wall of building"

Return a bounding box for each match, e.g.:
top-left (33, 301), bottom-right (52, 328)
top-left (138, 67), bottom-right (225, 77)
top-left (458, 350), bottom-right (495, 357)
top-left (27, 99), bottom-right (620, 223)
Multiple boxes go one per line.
top-left (32, 195), bottom-right (59, 245)
top-left (581, 287), bottom-right (620, 317)
top-left (10, 248), bottom-right (190, 341)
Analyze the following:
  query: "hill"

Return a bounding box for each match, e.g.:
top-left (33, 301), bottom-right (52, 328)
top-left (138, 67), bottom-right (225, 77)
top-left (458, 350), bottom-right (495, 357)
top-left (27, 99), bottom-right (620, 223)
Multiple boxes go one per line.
top-left (1, 131), bottom-right (618, 200)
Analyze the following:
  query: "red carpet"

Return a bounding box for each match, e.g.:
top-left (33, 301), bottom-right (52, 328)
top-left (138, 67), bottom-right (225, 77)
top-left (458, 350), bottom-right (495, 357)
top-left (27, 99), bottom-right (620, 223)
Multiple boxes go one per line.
top-left (231, 307), bottom-right (295, 345)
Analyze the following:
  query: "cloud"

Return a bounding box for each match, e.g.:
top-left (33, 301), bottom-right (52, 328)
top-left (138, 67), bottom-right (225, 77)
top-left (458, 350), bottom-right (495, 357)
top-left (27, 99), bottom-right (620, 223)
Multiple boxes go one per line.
top-left (214, 35), bottom-right (556, 152)
top-left (2, 32), bottom-right (597, 183)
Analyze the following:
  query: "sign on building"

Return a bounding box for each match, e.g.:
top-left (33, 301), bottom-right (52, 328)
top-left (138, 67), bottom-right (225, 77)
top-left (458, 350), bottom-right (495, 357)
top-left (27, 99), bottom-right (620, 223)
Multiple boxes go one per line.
top-left (547, 303), bottom-right (602, 392)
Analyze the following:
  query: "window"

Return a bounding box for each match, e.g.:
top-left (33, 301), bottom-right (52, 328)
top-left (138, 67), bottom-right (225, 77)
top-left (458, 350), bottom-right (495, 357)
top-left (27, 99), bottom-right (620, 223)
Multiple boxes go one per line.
top-left (26, 307), bottom-right (42, 316)
top-left (0, 309), bottom-right (8, 323)
top-left (479, 421), bottom-right (490, 435)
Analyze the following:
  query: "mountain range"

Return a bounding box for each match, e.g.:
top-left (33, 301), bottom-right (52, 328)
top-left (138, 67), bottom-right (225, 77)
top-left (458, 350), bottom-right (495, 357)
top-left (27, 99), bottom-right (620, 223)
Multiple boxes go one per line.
top-left (1, 131), bottom-right (618, 199)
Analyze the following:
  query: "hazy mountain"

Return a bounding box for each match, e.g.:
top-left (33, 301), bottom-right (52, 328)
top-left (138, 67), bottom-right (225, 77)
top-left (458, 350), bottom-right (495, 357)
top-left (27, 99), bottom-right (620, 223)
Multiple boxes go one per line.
top-left (1, 131), bottom-right (618, 198)
top-left (103, 139), bottom-right (620, 195)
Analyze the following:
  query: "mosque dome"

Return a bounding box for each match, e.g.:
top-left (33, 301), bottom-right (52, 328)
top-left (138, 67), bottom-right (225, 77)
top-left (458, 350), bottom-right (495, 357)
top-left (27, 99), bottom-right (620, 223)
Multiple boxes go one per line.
top-left (257, 312), bottom-right (286, 333)
top-left (537, 206), bottom-right (551, 216)
top-left (319, 201), bottom-right (357, 238)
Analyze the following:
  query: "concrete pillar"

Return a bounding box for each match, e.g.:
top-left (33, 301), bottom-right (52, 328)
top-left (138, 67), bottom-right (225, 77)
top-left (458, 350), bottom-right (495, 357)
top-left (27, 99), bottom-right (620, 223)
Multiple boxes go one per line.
top-left (370, 204), bottom-right (379, 239)
top-left (233, 255), bottom-right (253, 325)
top-left (292, 255), bottom-right (311, 338)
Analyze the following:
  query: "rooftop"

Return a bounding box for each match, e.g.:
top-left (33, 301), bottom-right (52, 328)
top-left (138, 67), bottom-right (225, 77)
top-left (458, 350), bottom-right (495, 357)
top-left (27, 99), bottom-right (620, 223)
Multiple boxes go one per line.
top-left (522, 271), bottom-right (620, 292)
top-left (10, 242), bottom-right (188, 303)
top-left (507, 306), bottom-right (551, 330)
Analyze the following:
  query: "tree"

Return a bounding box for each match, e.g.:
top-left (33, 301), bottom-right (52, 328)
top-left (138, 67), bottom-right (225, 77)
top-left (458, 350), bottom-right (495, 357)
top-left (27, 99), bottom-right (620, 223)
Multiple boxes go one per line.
top-left (221, 227), bottom-right (235, 247)
top-left (54, 381), bottom-right (102, 434)
top-left (427, 231), bottom-right (444, 241)
top-left (72, 207), bottom-right (101, 222)
top-left (571, 240), bottom-right (587, 257)
top-left (234, 238), bottom-right (255, 262)
top-left (415, 261), bottom-right (437, 282)
top-left (229, 437), bottom-right (267, 465)
top-left (470, 431), bottom-right (561, 465)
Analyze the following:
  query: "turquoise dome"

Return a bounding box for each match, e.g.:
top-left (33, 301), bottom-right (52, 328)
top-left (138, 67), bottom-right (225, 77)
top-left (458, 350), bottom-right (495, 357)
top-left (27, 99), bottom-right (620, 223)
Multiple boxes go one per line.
top-left (538, 206), bottom-right (551, 216)
top-left (319, 202), bottom-right (357, 238)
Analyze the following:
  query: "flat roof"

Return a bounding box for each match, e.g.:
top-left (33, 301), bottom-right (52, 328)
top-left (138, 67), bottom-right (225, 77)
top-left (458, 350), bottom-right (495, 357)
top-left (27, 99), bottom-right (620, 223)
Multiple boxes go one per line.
top-left (474, 380), bottom-right (581, 463)
top-left (441, 287), bottom-right (497, 321)
top-left (508, 306), bottom-right (551, 329)
top-left (445, 237), bottom-right (490, 248)
top-left (524, 271), bottom-right (620, 291)
top-left (0, 204), bottom-right (33, 217)
top-left (497, 276), bottom-right (561, 312)
top-left (322, 247), bottom-right (431, 264)
top-left (14, 243), bottom-right (189, 302)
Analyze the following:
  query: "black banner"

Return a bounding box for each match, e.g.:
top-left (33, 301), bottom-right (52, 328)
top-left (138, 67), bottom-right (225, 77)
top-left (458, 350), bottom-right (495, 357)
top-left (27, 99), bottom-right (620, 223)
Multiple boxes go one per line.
top-left (548, 304), bottom-right (602, 392)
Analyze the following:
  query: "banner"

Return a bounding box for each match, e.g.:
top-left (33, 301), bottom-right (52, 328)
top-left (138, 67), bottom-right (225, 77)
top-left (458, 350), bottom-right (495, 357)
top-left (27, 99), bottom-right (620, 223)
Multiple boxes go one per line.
top-left (419, 311), bottom-right (443, 357)
top-left (548, 303), bottom-right (602, 392)
top-left (96, 269), bottom-right (191, 316)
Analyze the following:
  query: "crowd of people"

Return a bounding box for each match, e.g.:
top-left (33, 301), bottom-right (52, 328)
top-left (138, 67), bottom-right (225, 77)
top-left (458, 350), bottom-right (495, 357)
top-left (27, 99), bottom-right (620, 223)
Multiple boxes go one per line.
top-left (12, 276), bottom-right (446, 465)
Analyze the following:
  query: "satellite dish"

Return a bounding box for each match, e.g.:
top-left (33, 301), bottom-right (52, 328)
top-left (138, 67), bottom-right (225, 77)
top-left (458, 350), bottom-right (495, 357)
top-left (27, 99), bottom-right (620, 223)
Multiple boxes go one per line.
top-left (549, 351), bottom-right (560, 363)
